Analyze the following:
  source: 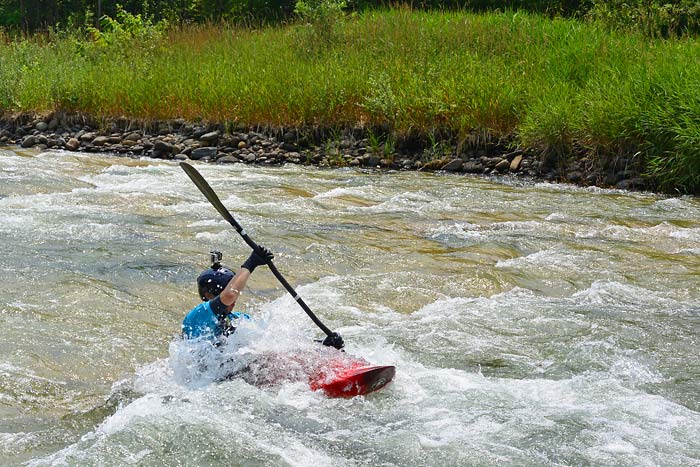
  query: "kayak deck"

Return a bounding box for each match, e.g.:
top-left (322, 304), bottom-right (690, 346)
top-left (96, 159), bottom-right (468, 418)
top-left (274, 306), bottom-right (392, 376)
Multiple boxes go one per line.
top-left (225, 350), bottom-right (396, 397)
top-left (310, 364), bottom-right (396, 398)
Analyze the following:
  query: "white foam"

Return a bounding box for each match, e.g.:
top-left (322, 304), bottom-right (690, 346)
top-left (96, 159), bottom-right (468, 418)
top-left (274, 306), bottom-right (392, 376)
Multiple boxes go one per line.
top-left (313, 186), bottom-right (369, 199)
top-left (194, 229), bottom-right (237, 242)
top-left (572, 280), bottom-right (681, 309)
top-left (429, 222), bottom-right (484, 240)
top-left (495, 248), bottom-right (584, 270)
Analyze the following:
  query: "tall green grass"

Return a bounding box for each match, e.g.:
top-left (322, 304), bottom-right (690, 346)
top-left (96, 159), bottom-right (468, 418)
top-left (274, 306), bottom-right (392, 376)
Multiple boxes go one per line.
top-left (0, 8), bottom-right (699, 193)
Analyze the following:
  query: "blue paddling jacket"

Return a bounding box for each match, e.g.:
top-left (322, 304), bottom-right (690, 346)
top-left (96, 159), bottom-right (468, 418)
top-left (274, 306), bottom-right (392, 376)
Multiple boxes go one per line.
top-left (182, 297), bottom-right (250, 340)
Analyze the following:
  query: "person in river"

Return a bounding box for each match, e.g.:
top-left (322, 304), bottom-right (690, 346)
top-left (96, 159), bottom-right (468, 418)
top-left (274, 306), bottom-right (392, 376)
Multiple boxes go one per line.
top-left (182, 248), bottom-right (344, 350)
top-left (182, 248), bottom-right (273, 340)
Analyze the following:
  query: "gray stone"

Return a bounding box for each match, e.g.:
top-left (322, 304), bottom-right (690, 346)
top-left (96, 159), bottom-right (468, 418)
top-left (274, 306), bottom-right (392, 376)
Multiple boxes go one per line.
top-left (124, 132), bottom-right (141, 142)
top-left (495, 158), bottom-right (510, 173)
top-left (151, 149), bottom-right (172, 160)
top-left (220, 136), bottom-right (241, 148)
top-left (200, 131), bottom-right (220, 143)
top-left (92, 136), bottom-right (110, 146)
top-left (217, 155), bottom-right (239, 164)
top-left (35, 121), bottom-right (48, 131)
top-left (367, 155), bottom-right (381, 167)
top-left (47, 137), bottom-right (66, 148)
top-left (462, 161), bottom-right (483, 173)
top-left (20, 135), bottom-right (39, 148)
top-left (192, 128), bottom-right (207, 139)
top-left (174, 153), bottom-right (189, 161)
top-left (154, 140), bottom-right (174, 153)
top-left (79, 132), bottom-right (96, 142)
top-left (243, 153), bottom-right (256, 163)
top-left (191, 147), bottom-right (217, 160)
top-left (440, 159), bottom-right (463, 172)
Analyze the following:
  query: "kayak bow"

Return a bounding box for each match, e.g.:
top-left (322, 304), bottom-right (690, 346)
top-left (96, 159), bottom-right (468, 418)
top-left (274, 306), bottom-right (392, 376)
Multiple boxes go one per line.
top-left (309, 363), bottom-right (396, 398)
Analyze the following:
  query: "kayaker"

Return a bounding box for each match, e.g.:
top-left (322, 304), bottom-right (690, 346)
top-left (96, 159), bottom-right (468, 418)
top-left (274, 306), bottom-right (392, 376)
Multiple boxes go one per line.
top-left (182, 248), bottom-right (273, 340)
top-left (181, 248), bottom-right (345, 350)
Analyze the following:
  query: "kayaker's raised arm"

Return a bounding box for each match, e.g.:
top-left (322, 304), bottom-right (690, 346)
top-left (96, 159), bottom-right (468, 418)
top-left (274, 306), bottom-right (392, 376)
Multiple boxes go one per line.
top-left (181, 247), bottom-right (273, 340)
top-left (219, 247), bottom-right (273, 307)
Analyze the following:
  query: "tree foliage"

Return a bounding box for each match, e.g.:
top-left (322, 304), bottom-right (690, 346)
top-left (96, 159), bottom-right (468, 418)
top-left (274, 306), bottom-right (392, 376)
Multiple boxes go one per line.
top-left (0, 0), bottom-right (698, 37)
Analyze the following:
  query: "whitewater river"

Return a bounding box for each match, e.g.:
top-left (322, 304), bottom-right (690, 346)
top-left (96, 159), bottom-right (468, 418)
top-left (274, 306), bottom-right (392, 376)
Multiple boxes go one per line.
top-left (1, 147), bottom-right (699, 466)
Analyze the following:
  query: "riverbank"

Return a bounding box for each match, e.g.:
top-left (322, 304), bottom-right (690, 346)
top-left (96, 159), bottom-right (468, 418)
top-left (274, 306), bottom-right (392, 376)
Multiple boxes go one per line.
top-left (1, 9), bottom-right (699, 193)
top-left (0, 112), bottom-right (647, 191)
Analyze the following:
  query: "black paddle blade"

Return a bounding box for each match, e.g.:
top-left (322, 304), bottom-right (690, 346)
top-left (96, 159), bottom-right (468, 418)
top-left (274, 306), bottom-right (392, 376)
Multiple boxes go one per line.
top-left (180, 162), bottom-right (240, 230)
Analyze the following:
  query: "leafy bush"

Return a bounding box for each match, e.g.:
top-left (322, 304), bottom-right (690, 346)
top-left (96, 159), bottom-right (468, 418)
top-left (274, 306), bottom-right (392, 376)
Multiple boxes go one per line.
top-left (294, 0), bottom-right (347, 47)
top-left (87, 5), bottom-right (167, 47)
top-left (587, 0), bottom-right (700, 37)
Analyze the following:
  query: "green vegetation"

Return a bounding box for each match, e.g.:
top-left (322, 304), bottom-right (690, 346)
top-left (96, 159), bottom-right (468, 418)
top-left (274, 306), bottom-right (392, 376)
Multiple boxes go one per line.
top-left (1, 8), bottom-right (699, 193)
top-left (3, 0), bottom-right (700, 38)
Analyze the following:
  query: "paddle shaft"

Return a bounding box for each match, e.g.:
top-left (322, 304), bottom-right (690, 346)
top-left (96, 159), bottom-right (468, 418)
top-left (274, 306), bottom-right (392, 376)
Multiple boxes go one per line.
top-left (180, 162), bottom-right (334, 337)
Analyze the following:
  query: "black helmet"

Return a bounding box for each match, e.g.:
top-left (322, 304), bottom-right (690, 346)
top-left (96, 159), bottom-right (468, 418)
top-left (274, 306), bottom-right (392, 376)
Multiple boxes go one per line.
top-left (197, 251), bottom-right (235, 301)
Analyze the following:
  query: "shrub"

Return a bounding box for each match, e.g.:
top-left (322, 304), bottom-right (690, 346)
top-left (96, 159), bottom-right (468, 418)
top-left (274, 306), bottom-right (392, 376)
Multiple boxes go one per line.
top-left (294, 0), bottom-right (347, 48)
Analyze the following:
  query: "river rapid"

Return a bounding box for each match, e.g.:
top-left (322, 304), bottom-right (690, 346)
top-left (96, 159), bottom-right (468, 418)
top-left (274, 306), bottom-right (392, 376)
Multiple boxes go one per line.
top-left (1, 148), bottom-right (699, 466)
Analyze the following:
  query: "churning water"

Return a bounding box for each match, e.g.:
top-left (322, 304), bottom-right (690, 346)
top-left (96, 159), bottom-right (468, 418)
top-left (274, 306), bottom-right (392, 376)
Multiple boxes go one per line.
top-left (1, 148), bottom-right (699, 466)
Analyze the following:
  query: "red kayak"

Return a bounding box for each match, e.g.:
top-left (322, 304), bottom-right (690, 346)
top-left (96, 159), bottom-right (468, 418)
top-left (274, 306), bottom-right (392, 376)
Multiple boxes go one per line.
top-left (309, 364), bottom-right (396, 398)
top-left (238, 351), bottom-right (396, 397)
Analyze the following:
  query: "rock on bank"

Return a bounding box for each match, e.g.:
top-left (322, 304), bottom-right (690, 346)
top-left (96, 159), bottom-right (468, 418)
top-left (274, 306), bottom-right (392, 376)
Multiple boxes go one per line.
top-left (0, 114), bottom-right (649, 192)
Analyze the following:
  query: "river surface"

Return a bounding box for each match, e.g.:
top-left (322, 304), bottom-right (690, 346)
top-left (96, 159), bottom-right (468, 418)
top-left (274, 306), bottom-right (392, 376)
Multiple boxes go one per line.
top-left (1, 147), bottom-right (699, 466)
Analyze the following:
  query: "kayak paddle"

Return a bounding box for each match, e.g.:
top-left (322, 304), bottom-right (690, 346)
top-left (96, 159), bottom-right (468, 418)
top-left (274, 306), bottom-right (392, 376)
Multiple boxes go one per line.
top-left (179, 162), bottom-right (337, 340)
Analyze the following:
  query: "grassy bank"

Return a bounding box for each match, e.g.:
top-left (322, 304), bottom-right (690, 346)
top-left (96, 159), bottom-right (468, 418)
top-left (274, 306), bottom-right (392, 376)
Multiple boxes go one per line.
top-left (1, 8), bottom-right (699, 193)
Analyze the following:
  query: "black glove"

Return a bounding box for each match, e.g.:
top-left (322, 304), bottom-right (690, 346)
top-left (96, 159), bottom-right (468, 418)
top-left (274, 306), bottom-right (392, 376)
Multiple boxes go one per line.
top-left (322, 332), bottom-right (344, 350)
top-left (241, 245), bottom-right (273, 273)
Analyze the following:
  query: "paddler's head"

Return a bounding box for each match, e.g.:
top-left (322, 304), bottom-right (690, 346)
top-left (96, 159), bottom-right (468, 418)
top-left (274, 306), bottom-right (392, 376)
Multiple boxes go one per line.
top-left (197, 250), bottom-right (235, 301)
